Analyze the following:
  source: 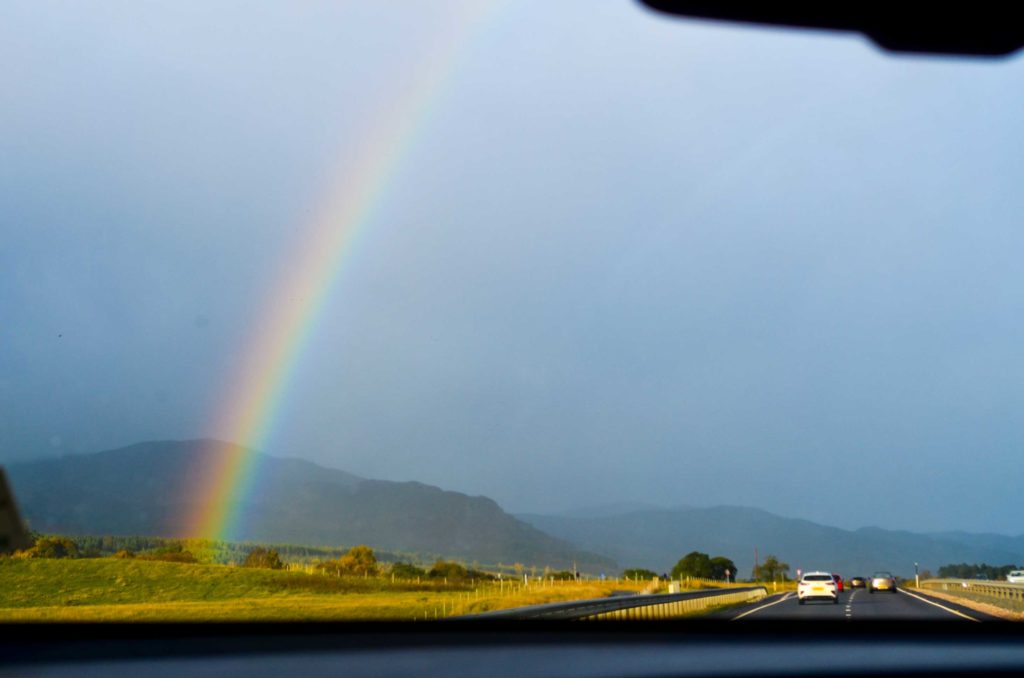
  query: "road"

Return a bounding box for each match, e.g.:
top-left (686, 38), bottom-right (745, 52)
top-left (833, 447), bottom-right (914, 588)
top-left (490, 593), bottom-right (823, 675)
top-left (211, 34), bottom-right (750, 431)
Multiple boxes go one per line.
top-left (723, 587), bottom-right (1000, 621)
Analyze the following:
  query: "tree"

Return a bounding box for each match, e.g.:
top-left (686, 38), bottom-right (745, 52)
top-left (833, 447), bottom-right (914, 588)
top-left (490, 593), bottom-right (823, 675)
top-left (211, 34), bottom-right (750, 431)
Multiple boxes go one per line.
top-left (242, 547), bottom-right (284, 570)
top-left (752, 555), bottom-right (790, 582)
top-left (317, 545), bottom-right (379, 577)
top-left (710, 556), bottom-right (738, 581)
top-left (622, 568), bottom-right (658, 580)
top-left (137, 543), bottom-right (198, 564)
top-left (24, 536), bottom-right (80, 559)
top-left (429, 560), bottom-right (468, 580)
top-left (549, 570), bottom-right (576, 580)
top-left (391, 562), bottom-right (426, 579)
top-left (339, 545), bottom-right (378, 576)
top-left (672, 551), bottom-right (714, 579)
top-left (937, 562), bottom-right (1016, 580)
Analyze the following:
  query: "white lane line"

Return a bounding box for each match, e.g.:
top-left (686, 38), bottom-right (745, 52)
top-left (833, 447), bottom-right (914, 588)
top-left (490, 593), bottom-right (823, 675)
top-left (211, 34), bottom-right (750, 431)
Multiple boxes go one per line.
top-left (898, 588), bottom-right (980, 622)
top-left (731, 592), bottom-right (794, 620)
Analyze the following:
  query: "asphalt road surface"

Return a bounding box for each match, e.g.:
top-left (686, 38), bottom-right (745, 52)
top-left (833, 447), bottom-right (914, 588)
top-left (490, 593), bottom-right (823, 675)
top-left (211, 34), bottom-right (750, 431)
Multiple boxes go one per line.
top-left (723, 587), bottom-right (1002, 621)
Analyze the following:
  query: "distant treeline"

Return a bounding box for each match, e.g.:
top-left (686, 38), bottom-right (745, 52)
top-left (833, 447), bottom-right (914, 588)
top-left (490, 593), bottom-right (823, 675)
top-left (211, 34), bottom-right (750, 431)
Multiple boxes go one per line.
top-left (19, 534), bottom-right (587, 576)
top-left (937, 562), bottom-right (1019, 580)
top-left (32, 534), bottom-right (442, 568)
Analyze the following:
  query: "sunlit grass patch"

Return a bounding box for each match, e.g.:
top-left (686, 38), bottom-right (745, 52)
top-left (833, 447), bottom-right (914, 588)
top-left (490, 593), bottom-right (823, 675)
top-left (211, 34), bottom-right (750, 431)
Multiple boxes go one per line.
top-left (0, 557), bottom-right (647, 621)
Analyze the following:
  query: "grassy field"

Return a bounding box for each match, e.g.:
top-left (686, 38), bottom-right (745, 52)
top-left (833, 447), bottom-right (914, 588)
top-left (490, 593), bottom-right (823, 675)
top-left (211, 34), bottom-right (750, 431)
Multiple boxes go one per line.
top-left (0, 558), bottom-right (648, 621)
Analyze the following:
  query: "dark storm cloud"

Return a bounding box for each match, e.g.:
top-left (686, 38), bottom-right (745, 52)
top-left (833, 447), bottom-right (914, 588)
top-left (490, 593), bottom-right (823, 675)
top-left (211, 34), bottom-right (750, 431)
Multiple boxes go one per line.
top-left (2, 1), bottom-right (1022, 533)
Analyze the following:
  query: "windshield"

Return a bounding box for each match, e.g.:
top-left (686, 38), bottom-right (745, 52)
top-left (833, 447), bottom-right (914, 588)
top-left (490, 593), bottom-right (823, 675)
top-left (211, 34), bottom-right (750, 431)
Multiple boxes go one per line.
top-left (1, 1), bottom-right (1022, 627)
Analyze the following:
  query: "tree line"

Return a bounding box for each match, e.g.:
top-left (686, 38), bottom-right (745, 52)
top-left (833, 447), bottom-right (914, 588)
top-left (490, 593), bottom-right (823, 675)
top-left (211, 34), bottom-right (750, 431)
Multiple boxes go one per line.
top-left (937, 562), bottom-right (1018, 580)
top-left (623, 552), bottom-right (792, 583)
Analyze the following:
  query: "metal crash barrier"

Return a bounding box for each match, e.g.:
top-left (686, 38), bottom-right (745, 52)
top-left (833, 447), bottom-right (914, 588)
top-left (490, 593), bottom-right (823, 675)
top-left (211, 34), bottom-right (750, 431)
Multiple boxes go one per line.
top-left (458, 586), bottom-right (768, 621)
top-left (920, 579), bottom-right (1024, 612)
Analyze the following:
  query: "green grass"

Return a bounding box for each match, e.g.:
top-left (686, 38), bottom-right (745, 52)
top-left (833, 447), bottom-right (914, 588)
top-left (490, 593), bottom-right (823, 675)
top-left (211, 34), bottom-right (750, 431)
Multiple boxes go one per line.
top-left (0, 558), bottom-right (459, 608)
top-left (0, 557), bottom-right (646, 621)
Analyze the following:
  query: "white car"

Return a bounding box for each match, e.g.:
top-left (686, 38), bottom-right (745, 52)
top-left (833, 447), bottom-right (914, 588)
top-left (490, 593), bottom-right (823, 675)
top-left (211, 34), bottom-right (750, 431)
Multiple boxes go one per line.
top-left (798, 572), bottom-right (839, 605)
top-left (1007, 570), bottom-right (1024, 584)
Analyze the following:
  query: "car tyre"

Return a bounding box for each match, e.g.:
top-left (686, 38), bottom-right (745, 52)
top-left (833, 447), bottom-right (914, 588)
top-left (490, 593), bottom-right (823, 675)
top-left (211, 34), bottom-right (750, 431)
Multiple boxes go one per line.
top-left (869, 589), bottom-right (874, 594)
top-left (832, 597), bottom-right (838, 604)
top-left (798, 598), bottom-right (804, 605)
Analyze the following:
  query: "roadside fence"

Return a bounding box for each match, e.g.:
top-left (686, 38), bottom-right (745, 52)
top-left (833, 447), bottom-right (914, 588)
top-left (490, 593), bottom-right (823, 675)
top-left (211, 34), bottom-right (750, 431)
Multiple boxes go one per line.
top-left (919, 579), bottom-right (1024, 612)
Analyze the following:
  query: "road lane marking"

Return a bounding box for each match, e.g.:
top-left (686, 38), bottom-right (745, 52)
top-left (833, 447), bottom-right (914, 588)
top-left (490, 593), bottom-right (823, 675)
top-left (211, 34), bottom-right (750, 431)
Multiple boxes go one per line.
top-left (731, 592), bottom-right (793, 620)
top-left (841, 589), bottom-right (860, 619)
top-left (898, 588), bottom-right (980, 622)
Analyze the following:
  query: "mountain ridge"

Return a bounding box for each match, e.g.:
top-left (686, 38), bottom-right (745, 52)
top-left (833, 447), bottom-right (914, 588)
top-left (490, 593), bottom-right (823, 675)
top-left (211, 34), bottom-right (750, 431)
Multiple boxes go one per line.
top-left (517, 505), bottom-right (1023, 577)
top-left (5, 439), bottom-right (614, 571)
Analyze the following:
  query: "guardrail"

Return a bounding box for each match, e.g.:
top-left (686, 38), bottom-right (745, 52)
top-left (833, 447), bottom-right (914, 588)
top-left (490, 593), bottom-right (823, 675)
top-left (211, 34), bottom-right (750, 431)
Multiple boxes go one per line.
top-left (457, 586), bottom-right (768, 620)
top-left (919, 579), bottom-right (1024, 612)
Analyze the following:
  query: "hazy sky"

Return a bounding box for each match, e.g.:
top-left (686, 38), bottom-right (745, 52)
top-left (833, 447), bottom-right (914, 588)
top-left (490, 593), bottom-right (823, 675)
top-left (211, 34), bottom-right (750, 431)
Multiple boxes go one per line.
top-left (3, 1), bottom-right (1023, 534)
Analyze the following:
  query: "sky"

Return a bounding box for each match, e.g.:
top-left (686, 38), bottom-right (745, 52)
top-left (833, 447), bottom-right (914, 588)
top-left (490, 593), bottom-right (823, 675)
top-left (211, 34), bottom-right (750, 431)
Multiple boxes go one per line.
top-left (2, 1), bottom-right (1024, 535)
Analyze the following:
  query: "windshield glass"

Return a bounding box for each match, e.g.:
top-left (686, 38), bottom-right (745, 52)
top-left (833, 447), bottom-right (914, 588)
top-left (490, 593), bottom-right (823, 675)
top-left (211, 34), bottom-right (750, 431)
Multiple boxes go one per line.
top-left (1, 1), bottom-right (1022, 625)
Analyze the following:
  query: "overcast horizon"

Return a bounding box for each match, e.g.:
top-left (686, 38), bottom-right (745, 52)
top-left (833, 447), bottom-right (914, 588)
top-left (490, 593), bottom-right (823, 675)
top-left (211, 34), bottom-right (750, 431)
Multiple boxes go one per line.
top-left (4, 2), bottom-right (1024, 536)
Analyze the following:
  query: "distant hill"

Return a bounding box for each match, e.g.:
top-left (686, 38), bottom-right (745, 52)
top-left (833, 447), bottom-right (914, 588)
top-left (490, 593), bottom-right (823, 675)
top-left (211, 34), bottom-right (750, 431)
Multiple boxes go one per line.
top-left (555, 502), bottom-right (667, 519)
top-left (5, 440), bottom-right (614, 571)
top-left (518, 506), bottom-right (1024, 578)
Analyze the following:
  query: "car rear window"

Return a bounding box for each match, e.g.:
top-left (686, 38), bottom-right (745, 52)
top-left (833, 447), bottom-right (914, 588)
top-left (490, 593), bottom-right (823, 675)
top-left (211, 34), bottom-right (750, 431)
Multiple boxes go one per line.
top-left (803, 575), bottom-right (834, 582)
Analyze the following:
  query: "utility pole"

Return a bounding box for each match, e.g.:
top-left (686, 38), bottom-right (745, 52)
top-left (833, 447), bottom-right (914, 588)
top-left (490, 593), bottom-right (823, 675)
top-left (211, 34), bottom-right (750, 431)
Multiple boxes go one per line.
top-left (754, 547), bottom-right (759, 580)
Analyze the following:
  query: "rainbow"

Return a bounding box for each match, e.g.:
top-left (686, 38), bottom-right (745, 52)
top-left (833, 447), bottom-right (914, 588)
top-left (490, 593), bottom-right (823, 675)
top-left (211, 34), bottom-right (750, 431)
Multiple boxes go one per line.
top-left (187, 2), bottom-right (500, 541)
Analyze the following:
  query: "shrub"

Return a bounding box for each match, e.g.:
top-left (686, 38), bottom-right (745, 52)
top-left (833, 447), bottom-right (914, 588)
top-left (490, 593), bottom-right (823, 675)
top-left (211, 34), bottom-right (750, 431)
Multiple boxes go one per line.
top-left (465, 568), bottom-right (495, 581)
top-left (114, 549), bottom-right (136, 559)
top-left (137, 543), bottom-right (198, 564)
top-left (242, 547), bottom-right (285, 570)
top-left (390, 562), bottom-right (426, 579)
top-left (23, 536), bottom-right (80, 559)
top-left (428, 560), bottom-right (468, 580)
top-left (548, 570), bottom-right (577, 581)
top-left (317, 545), bottom-right (379, 576)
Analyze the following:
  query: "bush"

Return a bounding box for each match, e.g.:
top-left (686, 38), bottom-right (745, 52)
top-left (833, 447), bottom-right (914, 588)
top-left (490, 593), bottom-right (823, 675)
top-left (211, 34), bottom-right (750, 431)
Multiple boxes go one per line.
top-left (465, 568), bottom-right (495, 581)
top-left (548, 570), bottom-right (578, 581)
top-left (428, 560), bottom-right (468, 580)
top-left (23, 536), bottom-right (80, 559)
top-left (317, 545), bottom-right (379, 577)
top-left (937, 563), bottom-right (1017, 580)
top-left (622, 568), bottom-right (657, 580)
top-left (242, 547), bottom-right (285, 570)
top-left (137, 543), bottom-right (198, 564)
top-left (390, 562), bottom-right (426, 579)
top-left (114, 549), bottom-right (136, 559)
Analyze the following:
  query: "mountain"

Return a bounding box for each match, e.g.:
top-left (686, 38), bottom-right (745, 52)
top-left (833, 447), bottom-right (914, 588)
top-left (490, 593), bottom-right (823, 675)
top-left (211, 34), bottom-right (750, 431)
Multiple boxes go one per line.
top-left (518, 506), bottom-right (1024, 578)
top-left (555, 502), bottom-right (667, 519)
top-left (4, 440), bottom-right (614, 571)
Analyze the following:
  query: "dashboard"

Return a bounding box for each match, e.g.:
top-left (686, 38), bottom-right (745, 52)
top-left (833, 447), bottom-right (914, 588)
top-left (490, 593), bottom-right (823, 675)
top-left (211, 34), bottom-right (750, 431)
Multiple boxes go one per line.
top-left (5, 621), bottom-right (1024, 677)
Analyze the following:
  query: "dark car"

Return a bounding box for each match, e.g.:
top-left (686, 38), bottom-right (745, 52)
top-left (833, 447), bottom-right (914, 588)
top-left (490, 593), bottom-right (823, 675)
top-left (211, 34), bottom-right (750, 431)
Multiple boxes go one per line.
top-left (848, 576), bottom-right (867, 589)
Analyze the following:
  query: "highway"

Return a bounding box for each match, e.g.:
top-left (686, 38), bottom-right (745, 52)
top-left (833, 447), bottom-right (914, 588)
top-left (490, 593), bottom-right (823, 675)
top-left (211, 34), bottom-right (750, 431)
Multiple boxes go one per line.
top-left (723, 586), bottom-right (1000, 621)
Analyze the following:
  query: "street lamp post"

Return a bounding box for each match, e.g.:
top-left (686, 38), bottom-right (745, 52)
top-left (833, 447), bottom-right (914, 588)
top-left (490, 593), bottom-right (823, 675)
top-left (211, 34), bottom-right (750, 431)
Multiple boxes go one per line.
top-left (915, 562), bottom-right (920, 588)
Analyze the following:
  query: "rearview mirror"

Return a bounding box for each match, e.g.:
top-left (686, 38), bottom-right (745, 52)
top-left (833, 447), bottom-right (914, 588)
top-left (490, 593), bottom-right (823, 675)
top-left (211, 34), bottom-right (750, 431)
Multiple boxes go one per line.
top-left (637, 2), bottom-right (1024, 56)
